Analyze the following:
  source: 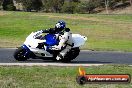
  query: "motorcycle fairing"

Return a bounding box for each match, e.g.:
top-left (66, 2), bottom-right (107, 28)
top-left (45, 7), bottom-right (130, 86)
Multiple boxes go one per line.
top-left (22, 31), bottom-right (87, 59)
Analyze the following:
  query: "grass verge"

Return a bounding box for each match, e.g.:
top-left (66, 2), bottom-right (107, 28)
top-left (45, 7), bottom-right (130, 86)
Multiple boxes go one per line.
top-left (0, 65), bottom-right (132, 88)
top-left (0, 11), bottom-right (132, 51)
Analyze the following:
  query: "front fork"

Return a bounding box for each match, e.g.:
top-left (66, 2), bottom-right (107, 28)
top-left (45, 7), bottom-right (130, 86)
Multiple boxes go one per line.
top-left (21, 44), bottom-right (31, 58)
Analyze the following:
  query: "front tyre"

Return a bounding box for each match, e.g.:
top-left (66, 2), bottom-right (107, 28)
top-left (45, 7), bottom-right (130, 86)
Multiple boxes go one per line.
top-left (14, 47), bottom-right (28, 61)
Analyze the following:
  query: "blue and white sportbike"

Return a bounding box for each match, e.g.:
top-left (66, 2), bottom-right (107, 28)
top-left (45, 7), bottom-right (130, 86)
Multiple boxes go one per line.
top-left (14, 31), bottom-right (87, 62)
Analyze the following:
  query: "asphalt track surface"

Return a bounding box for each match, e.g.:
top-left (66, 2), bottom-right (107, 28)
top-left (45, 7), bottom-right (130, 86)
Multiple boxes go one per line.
top-left (0, 48), bottom-right (132, 64)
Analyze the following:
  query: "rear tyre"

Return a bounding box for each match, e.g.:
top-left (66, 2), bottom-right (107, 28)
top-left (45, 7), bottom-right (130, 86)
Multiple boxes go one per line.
top-left (14, 47), bottom-right (28, 61)
top-left (51, 50), bottom-right (61, 61)
top-left (61, 47), bottom-right (80, 63)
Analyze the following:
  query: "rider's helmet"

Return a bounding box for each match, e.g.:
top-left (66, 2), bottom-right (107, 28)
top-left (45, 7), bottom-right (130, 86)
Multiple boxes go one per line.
top-left (55, 20), bottom-right (66, 32)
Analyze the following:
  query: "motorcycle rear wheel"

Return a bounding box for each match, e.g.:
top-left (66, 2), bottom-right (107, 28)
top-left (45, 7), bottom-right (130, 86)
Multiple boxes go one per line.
top-left (61, 47), bottom-right (80, 63)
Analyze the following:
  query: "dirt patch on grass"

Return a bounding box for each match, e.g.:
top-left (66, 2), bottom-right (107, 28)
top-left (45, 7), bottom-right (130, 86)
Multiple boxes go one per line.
top-left (36, 14), bottom-right (102, 22)
top-left (0, 39), bottom-right (21, 48)
top-left (0, 11), bottom-right (8, 16)
top-left (34, 14), bottom-right (132, 25)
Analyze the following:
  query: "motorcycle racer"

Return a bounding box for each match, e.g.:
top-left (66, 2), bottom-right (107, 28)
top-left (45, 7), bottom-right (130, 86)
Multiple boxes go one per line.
top-left (41, 20), bottom-right (73, 61)
top-left (14, 20), bottom-right (87, 62)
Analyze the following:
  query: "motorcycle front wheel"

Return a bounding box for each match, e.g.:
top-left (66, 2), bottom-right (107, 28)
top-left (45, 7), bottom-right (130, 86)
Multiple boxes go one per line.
top-left (14, 47), bottom-right (28, 61)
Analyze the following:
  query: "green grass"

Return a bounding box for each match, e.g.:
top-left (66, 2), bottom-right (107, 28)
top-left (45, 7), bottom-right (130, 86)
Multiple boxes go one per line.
top-left (0, 65), bottom-right (131, 88)
top-left (0, 11), bottom-right (132, 51)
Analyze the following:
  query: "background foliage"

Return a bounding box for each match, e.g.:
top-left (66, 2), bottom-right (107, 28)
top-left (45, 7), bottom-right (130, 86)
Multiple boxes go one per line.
top-left (0, 0), bottom-right (132, 13)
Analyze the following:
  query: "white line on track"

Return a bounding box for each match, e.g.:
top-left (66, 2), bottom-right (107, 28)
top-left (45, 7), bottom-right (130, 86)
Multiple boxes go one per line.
top-left (0, 63), bottom-right (103, 66)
